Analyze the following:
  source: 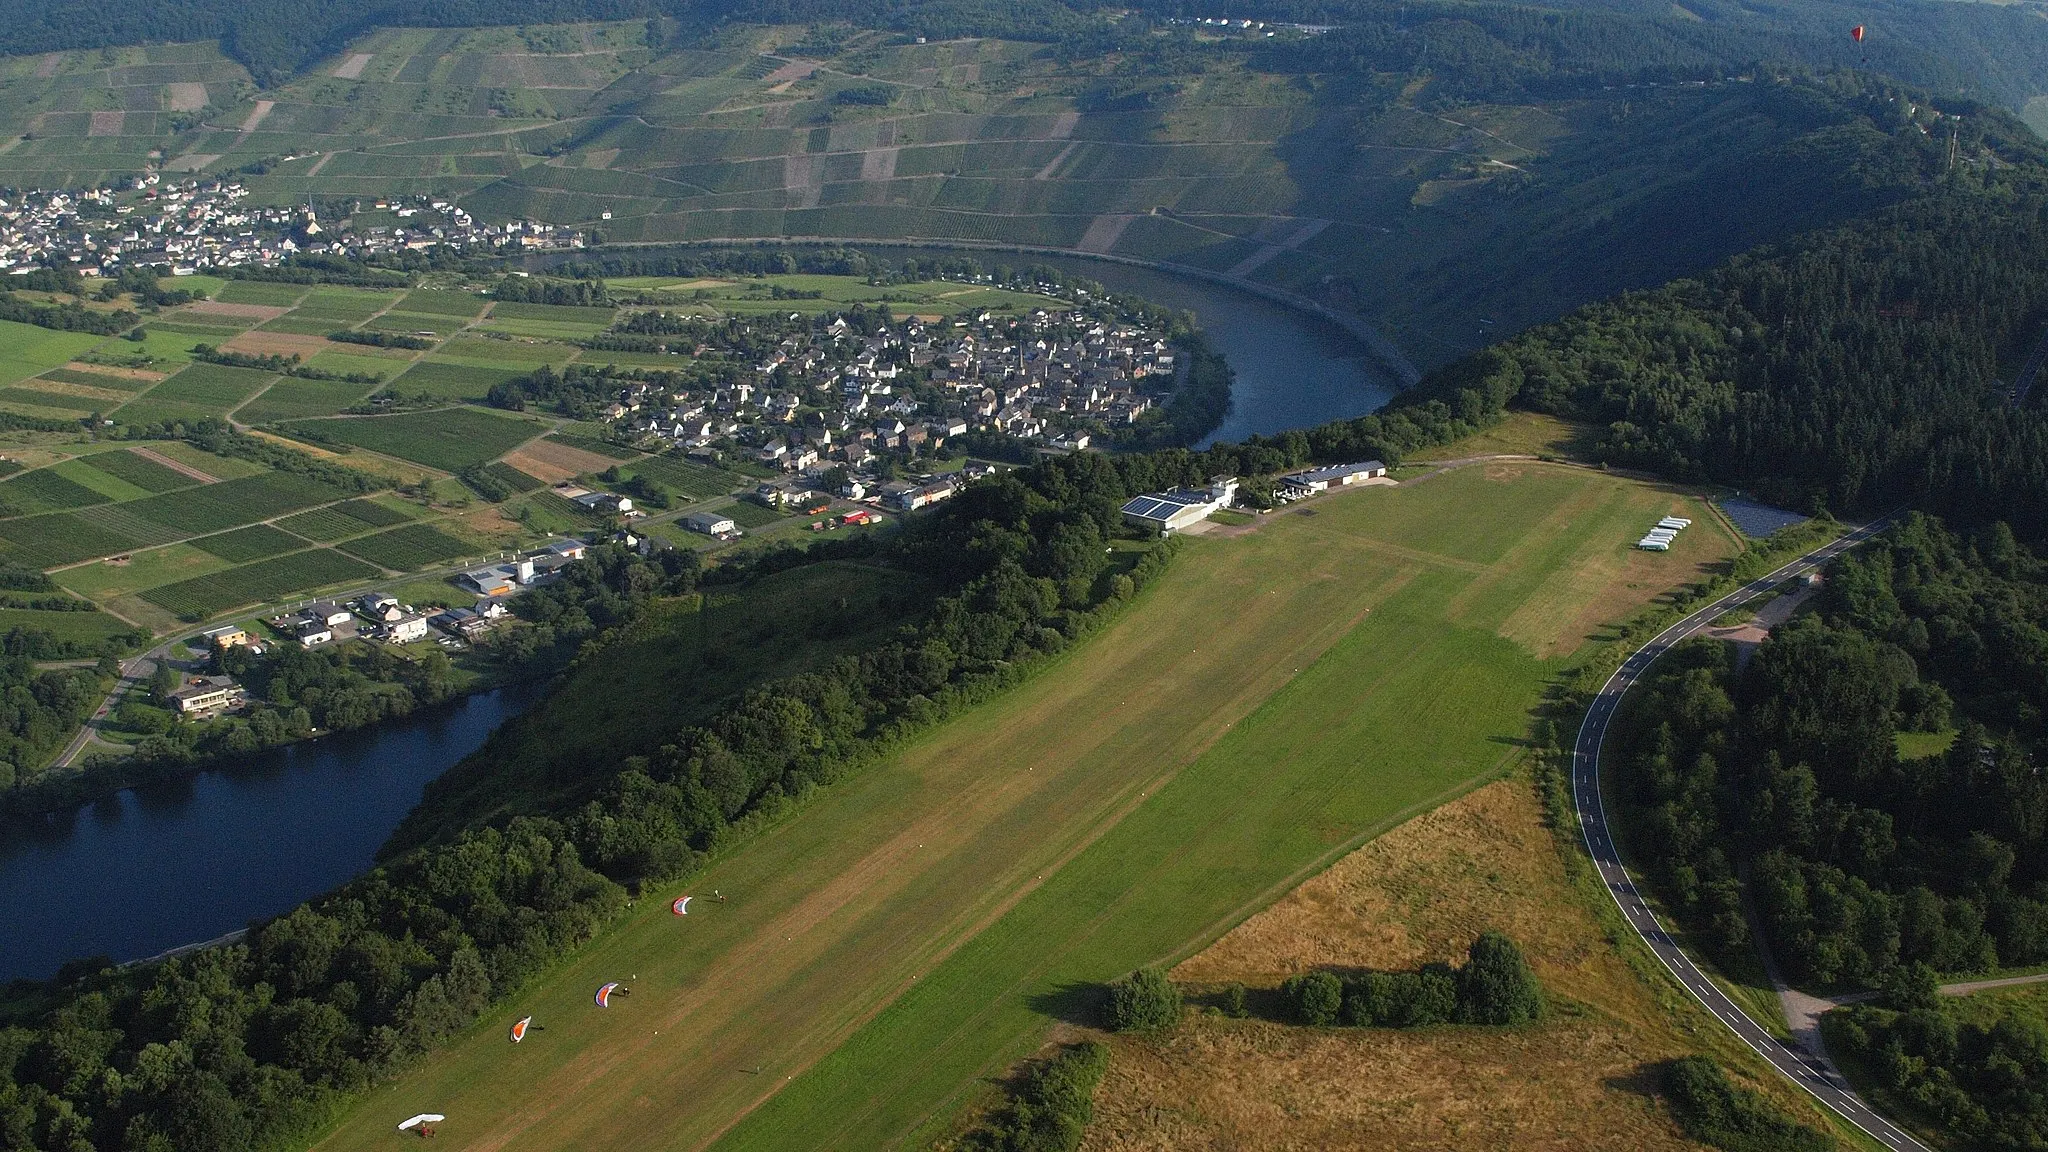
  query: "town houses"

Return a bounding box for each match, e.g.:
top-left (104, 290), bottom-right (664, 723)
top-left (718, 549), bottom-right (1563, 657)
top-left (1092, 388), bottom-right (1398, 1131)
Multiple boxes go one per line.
top-left (606, 304), bottom-right (1180, 465)
top-left (0, 181), bottom-right (582, 276)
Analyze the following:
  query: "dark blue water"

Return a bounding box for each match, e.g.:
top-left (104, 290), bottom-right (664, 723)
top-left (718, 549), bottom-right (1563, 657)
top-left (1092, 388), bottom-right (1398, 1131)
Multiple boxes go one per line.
top-left (0, 686), bottom-right (535, 982)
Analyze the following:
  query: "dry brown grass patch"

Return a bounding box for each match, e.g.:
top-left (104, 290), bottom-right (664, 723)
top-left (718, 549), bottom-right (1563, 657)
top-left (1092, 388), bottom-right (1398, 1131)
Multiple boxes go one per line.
top-left (1078, 777), bottom-right (1776, 1151)
top-left (504, 439), bottom-right (617, 480)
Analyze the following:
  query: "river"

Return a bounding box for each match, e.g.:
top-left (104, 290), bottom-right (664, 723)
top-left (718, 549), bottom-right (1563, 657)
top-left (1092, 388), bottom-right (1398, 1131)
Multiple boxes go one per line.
top-left (0, 257), bottom-right (1396, 985)
top-left (894, 248), bottom-right (1405, 447)
top-left (0, 686), bottom-right (536, 983)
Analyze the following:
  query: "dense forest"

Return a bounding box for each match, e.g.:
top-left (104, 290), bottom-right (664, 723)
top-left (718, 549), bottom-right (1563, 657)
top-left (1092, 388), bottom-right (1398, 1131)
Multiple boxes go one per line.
top-left (1615, 515), bottom-right (2048, 986)
top-left (1829, 978), bottom-right (2048, 1149)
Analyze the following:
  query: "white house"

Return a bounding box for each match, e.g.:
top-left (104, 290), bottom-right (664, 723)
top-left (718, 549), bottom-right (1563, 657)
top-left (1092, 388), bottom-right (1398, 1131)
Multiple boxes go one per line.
top-left (384, 614), bottom-right (430, 643)
top-left (684, 510), bottom-right (738, 536)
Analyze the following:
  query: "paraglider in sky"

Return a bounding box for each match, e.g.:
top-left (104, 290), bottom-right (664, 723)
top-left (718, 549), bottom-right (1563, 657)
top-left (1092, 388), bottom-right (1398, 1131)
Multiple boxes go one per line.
top-left (596, 982), bottom-right (621, 1007)
top-left (1850, 24), bottom-right (1864, 42)
top-left (397, 1114), bottom-right (446, 1132)
top-left (672, 895), bottom-right (691, 916)
top-left (509, 1016), bottom-right (531, 1043)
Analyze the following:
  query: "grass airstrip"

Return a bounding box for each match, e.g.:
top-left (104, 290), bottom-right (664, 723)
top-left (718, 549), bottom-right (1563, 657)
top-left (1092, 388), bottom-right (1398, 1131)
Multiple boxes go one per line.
top-left (310, 459), bottom-right (1735, 1152)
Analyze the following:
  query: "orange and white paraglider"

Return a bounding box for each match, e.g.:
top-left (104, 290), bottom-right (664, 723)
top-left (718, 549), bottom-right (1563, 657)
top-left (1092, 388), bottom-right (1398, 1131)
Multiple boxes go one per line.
top-left (595, 982), bottom-right (623, 1008)
top-left (509, 1016), bottom-right (531, 1043)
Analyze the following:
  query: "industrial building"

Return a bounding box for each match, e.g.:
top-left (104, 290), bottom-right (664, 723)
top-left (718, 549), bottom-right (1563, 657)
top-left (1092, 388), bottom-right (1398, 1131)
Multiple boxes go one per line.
top-left (1121, 477), bottom-right (1240, 534)
top-left (1279, 460), bottom-right (1388, 496)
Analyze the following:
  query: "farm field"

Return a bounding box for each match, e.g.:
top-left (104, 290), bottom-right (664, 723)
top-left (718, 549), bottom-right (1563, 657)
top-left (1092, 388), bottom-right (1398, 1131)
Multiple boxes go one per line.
top-left (309, 462), bottom-right (1740, 1152)
top-left (0, 605), bottom-right (143, 649)
top-left (0, 466), bottom-right (347, 569)
top-left (0, 320), bottom-right (108, 388)
top-left (136, 547), bottom-right (381, 617)
top-left (336, 522), bottom-right (476, 570)
top-left (278, 407), bottom-right (545, 471)
top-left (1083, 772), bottom-right (1847, 1150)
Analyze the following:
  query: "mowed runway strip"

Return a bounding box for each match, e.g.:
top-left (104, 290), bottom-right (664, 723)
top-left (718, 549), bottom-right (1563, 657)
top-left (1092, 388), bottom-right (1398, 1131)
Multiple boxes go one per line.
top-left (311, 464), bottom-right (1731, 1152)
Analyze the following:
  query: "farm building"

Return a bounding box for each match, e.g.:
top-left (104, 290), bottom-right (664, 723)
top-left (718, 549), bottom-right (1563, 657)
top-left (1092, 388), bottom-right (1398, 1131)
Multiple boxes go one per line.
top-left (1121, 477), bottom-right (1239, 534)
top-left (684, 510), bottom-right (739, 538)
top-left (458, 565), bottom-right (519, 597)
top-left (573, 491), bottom-right (633, 515)
top-left (198, 624), bottom-right (249, 649)
top-left (1279, 460), bottom-right (1388, 496)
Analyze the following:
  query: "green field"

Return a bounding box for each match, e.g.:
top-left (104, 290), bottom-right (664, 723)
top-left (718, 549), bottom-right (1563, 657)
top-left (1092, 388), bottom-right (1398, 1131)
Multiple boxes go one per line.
top-left (235, 377), bottom-right (382, 422)
top-left (719, 499), bottom-right (787, 529)
top-left (190, 523), bottom-right (313, 563)
top-left (0, 471), bottom-right (346, 568)
top-left (137, 548), bottom-right (381, 617)
top-left (309, 462), bottom-right (1739, 1152)
top-left (0, 320), bottom-right (108, 386)
top-left (388, 360), bottom-right (527, 399)
top-left (0, 605), bottom-right (142, 648)
top-left (280, 407), bottom-right (543, 470)
top-left (335, 522), bottom-right (475, 570)
top-left (72, 449), bottom-right (200, 494)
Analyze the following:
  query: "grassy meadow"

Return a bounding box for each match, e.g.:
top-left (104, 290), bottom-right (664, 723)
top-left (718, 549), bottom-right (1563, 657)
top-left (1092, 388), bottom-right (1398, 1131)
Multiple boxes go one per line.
top-left (308, 461), bottom-right (1739, 1152)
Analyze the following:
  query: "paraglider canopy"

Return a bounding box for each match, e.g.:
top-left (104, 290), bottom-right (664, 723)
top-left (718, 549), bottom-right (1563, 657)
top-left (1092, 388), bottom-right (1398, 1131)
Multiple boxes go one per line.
top-left (398, 1114), bottom-right (446, 1131)
top-left (596, 982), bottom-right (620, 1008)
top-left (509, 1016), bottom-right (531, 1043)
top-left (1851, 24), bottom-right (1865, 42)
top-left (672, 895), bottom-right (691, 916)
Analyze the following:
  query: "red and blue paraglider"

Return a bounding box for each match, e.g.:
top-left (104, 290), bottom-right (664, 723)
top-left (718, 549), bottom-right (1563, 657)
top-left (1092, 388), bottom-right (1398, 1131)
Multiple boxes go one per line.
top-left (672, 895), bottom-right (691, 916)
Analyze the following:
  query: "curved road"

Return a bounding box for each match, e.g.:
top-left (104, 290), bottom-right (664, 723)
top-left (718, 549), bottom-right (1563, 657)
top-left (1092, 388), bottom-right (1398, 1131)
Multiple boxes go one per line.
top-left (1571, 517), bottom-right (1932, 1152)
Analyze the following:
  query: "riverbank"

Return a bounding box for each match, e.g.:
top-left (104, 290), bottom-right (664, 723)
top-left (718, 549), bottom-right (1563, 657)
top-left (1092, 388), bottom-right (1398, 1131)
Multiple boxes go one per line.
top-left (0, 681), bottom-right (541, 982)
top-left (1, 656), bottom-right (537, 826)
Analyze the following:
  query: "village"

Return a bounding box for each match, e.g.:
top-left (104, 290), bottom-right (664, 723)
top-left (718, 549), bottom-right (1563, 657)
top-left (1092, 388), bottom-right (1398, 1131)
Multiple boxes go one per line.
top-left (602, 303), bottom-right (1184, 471)
top-left (0, 180), bottom-right (582, 276)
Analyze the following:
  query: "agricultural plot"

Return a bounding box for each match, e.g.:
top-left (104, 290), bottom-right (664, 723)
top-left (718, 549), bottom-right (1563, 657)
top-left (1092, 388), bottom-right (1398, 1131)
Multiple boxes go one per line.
top-left (234, 377), bottom-right (381, 423)
top-left (117, 362), bottom-right (277, 424)
top-left (115, 472), bottom-right (347, 536)
top-left (46, 458), bottom-right (158, 503)
top-left (396, 289), bottom-right (488, 317)
top-left (336, 522), bottom-right (474, 570)
top-left (0, 606), bottom-right (143, 650)
top-left (72, 449), bottom-right (202, 494)
top-left (718, 499), bottom-right (786, 529)
top-left (0, 513), bottom-right (142, 568)
top-left (0, 467), bottom-right (110, 517)
top-left (543, 431), bottom-right (637, 460)
top-left (0, 320), bottom-right (108, 387)
top-left (277, 497), bottom-right (416, 541)
top-left (280, 407), bottom-right (541, 471)
top-left (388, 360), bottom-right (527, 400)
top-left (137, 548), bottom-right (381, 618)
top-left (473, 461), bottom-right (545, 493)
top-left (624, 454), bottom-right (747, 499)
top-left (189, 523), bottom-right (311, 563)
top-left (311, 462), bottom-right (1739, 1152)
top-left (214, 281), bottom-right (310, 307)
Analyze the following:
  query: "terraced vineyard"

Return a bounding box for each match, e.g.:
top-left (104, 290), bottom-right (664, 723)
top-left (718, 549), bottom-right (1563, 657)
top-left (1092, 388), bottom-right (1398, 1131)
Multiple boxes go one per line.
top-left (0, 18), bottom-right (1965, 362)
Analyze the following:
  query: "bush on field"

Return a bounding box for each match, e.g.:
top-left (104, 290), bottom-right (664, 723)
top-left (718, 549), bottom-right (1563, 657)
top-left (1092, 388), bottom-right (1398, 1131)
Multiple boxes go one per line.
top-left (958, 1041), bottom-right (1109, 1152)
top-left (1282, 971), bottom-right (1344, 1026)
top-left (1455, 929), bottom-right (1545, 1025)
top-left (1281, 931), bottom-right (1542, 1029)
top-left (1105, 966), bottom-right (1182, 1032)
top-left (1660, 1056), bottom-right (1834, 1152)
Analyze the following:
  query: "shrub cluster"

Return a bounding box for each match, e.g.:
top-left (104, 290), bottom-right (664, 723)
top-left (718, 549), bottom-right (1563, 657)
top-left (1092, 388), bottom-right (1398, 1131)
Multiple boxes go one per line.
top-left (1280, 931), bottom-right (1542, 1028)
top-left (1660, 1056), bottom-right (1835, 1152)
top-left (957, 1042), bottom-right (1109, 1152)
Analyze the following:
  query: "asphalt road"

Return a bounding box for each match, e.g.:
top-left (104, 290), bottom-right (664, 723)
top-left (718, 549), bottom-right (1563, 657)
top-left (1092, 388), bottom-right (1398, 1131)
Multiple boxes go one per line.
top-left (1570, 517), bottom-right (1933, 1152)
